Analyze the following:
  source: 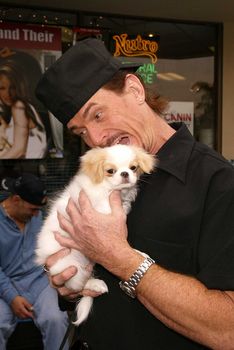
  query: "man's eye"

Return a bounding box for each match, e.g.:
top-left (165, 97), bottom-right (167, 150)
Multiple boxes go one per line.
top-left (79, 129), bottom-right (87, 137)
top-left (106, 169), bottom-right (116, 174)
top-left (95, 112), bottom-right (102, 120)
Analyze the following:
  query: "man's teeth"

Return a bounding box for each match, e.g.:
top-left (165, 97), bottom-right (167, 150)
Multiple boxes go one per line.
top-left (113, 137), bottom-right (121, 144)
top-left (114, 137), bottom-right (129, 145)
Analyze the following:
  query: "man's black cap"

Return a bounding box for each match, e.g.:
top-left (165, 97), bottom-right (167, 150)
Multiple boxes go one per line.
top-left (1, 173), bottom-right (47, 206)
top-left (35, 38), bottom-right (141, 125)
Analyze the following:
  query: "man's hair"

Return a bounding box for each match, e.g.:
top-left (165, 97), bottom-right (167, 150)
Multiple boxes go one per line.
top-left (103, 70), bottom-right (169, 116)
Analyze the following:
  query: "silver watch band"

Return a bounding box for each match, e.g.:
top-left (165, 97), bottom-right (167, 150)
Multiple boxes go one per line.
top-left (119, 256), bottom-right (155, 298)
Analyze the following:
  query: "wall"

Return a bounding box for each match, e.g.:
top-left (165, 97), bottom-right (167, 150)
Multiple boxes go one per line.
top-left (1, 2), bottom-right (233, 158)
top-left (222, 22), bottom-right (234, 159)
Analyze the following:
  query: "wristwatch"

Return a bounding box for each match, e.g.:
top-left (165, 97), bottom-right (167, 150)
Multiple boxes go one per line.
top-left (119, 257), bottom-right (155, 298)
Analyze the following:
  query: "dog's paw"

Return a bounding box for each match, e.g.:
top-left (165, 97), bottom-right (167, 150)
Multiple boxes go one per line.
top-left (84, 278), bottom-right (108, 294)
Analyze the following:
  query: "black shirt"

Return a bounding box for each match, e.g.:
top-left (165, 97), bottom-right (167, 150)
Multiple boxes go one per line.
top-left (75, 123), bottom-right (234, 349)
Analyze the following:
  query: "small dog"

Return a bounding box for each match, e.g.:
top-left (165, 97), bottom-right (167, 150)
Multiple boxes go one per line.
top-left (36, 144), bottom-right (155, 326)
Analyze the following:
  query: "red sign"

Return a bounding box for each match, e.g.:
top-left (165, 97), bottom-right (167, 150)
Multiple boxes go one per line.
top-left (0, 23), bottom-right (61, 51)
top-left (73, 27), bottom-right (101, 35)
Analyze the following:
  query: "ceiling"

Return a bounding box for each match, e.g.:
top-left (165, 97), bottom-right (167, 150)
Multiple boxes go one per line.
top-left (1, 0), bottom-right (234, 23)
top-left (0, 1), bottom-right (228, 60)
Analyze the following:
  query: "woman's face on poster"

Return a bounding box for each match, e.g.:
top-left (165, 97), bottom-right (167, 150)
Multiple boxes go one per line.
top-left (0, 74), bottom-right (13, 106)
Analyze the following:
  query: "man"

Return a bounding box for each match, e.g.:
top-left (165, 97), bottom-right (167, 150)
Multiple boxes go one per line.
top-left (0, 173), bottom-right (69, 350)
top-left (36, 38), bottom-right (234, 349)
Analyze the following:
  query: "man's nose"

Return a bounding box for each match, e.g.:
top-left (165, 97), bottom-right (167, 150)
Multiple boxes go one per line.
top-left (88, 127), bottom-right (107, 147)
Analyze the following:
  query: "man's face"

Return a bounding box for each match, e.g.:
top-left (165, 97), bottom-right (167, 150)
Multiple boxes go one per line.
top-left (0, 74), bottom-right (13, 106)
top-left (17, 199), bottom-right (42, 222)
top-left (67, 76), bottom-right (156, 152)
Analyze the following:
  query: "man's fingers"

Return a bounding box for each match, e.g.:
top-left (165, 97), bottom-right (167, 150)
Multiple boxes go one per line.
top-left (50, 265), bottom-right (77, 288)
top-left (81, 289), bottom-right (103, 297)
top-left (57, 211), bottom-right (75, 236)
top-left (109, 190), bottom-right (125, 215)
top-left (45, 248), bottom-right (70, 269)
top-left (64, 292), bottom-right (81, 301)
top-left (54, 232), bottom-right (80, 250)
top-left (23, 300), bottom-right (32, 310)
top-left (65, 198), bottom-right (84, 230)
top-left (61, 289), bottom-right (103, 299)
top-left (58, 286), bottom-right (82, 298)
top-left (78, 190), bottom-right (93, 214)
top-left (22, 309), bottom-right (34, 319)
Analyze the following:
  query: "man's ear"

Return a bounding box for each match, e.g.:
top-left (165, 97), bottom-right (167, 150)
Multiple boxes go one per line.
top-left (124, 74), bottom-right (145, 104)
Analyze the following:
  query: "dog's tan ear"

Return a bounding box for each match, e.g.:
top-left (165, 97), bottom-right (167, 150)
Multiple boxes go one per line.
top-left (80, 148), bottom-right (106, 184)
top-left (134, 147), bottom-right (156, 174)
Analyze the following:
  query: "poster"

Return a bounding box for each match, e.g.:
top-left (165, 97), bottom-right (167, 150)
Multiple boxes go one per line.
top-left (164, 101), bottom-right (194, 135)
top-left (0, 22), bottom-right (63, 159)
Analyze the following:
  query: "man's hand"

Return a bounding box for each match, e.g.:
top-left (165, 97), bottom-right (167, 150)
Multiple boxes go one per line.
top-left (44, 190), bottom-right (136, 299)
top-left (55, 190), bottom-right (130, 271)
top-left (45, 248), bottom-right (103, 300)
top-left (45, 248), bottom-right (78, 299)
top-left (11, 296), bottom-right (34, 319)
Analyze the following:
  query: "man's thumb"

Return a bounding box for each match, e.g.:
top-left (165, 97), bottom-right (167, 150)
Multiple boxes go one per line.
top-left (109, 190), bottom-right (123, 214)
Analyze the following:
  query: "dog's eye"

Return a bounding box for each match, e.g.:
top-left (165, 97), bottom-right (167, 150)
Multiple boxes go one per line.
top-left (130, 165), bottom-right (137, 172)
top-left (106, 169), bottom-right (116, 175)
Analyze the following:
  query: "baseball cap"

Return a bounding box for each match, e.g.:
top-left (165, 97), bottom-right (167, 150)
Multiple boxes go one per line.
top-left (35, 38), bottom-right (142, 125)
top-left (1, 173), bottom-right (47, 206)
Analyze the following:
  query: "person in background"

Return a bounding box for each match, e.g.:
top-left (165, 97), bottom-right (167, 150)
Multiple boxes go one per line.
top-left (36, 38), bottom-right (234, 350)
top-left (0, 104), bottom-right (11, 153)
top-left (0, 62), bottom-right (47, 159)
top-left (0, 173), bottom-right (69, 350)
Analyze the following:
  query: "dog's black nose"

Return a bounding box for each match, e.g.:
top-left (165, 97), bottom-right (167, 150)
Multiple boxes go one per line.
top-left (121, 171), bottom-right (129, 178)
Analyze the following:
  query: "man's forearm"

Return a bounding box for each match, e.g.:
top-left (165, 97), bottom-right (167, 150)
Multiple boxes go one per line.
top-left (101, 246), bottom-right (234, 349)
top-left (136, 264), bottom-right (234, 350)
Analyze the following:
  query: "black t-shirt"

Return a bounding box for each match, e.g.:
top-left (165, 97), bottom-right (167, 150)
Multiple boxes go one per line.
top-left (73, 123), bottom-right (234, 349)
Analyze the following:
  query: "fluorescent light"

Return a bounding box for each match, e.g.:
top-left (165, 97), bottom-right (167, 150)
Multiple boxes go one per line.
top-left (166, 72), bottom-right (185, 80)
top-left (157, 72), bottom-right (186, 81)
top-left (157, 73), bottom-right (173, 80)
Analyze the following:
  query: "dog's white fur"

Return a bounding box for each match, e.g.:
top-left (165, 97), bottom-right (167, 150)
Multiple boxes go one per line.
top-left (35, 144), bottom-right (155, 326)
